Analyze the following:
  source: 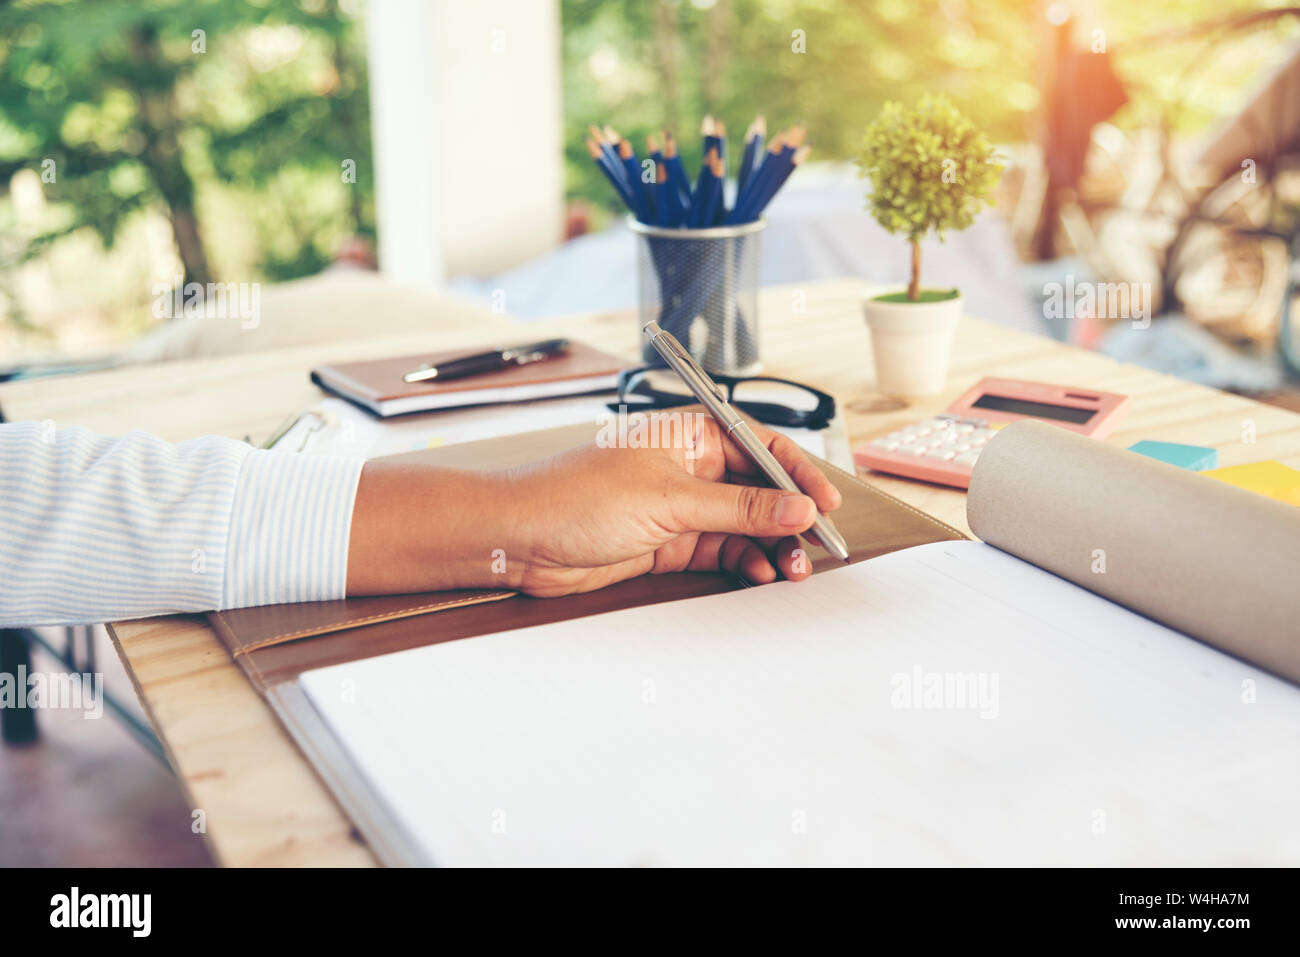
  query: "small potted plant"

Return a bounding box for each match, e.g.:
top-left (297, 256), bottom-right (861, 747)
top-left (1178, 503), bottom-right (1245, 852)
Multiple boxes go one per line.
top-left (856, 96), bottom-right (1003, 395)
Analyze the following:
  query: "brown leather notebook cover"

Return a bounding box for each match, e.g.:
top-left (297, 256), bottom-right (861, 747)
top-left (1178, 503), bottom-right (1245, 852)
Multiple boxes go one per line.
top-left (311, 341), bottom-right (627, 416)
top-left (208, 422), bottom-right (965, 694)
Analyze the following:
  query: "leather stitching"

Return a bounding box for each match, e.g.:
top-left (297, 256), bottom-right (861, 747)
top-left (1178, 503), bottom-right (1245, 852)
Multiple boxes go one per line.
top-left (819, 460), bottom-right (969, 540)
top-left (222, 463), bottom-right (961, 657)
top-left (225, 590), bottom-right (517, 656)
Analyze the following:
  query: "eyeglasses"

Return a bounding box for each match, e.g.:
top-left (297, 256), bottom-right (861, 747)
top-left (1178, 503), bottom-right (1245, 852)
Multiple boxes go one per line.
top-left (608, 367), bottom-right (836, 430)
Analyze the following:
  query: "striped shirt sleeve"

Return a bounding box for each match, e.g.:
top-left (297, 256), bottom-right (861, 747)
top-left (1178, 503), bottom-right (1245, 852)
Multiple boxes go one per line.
top-left (0, 421), bottom-right (364, 627)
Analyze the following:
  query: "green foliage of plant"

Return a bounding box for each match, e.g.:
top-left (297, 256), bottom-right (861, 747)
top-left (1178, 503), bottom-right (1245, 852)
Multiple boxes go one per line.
top-left (856, 95), bottom-right (1002, 246)
top-left (873, 289), bottom-right (959, 304)
top-left (855, 95), bottom-right (1001, 300)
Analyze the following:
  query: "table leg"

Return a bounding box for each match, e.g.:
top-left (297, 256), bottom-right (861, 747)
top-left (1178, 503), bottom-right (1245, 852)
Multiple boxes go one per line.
top-left (1, 628), bottom-right (38, 744)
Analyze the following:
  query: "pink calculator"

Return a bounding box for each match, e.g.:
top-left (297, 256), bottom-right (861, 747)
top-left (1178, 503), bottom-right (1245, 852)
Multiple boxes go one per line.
top-left (854, 377), bottom-right (1132, 489)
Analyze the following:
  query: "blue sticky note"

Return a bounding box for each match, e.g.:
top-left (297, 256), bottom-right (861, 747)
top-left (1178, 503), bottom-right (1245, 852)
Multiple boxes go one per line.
top-left (1128, 440), bottom-right (1219, 471)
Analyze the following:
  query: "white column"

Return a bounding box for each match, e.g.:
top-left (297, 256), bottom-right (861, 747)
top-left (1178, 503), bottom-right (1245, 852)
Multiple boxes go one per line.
top-left (365, 0), bottom-right (565, 288)
top-left (365, 0), bottom-right (444, 288)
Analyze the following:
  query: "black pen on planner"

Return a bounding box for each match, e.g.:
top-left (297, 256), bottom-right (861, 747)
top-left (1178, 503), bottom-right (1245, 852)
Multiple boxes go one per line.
top-left (403, 339), bottom-right (571, 384)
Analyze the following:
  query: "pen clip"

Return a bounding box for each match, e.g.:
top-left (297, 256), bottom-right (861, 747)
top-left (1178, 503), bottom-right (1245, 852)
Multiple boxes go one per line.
top-left (644, 323), bottom-right (731, 406)
top-left (509, 349), bottom-right (550, 366)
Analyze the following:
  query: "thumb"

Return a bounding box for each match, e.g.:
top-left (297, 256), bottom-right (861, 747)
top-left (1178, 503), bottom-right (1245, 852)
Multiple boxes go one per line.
top-left (671, 479), bottom-right (817, 538)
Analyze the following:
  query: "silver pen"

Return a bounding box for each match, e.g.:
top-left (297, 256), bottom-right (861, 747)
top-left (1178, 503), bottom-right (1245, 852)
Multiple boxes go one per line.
top-left (643, 319), bottom-right (851, 564)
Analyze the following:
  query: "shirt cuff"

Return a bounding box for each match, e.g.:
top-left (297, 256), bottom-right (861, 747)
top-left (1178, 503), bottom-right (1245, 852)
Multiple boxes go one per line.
top-left (221, 449), bottom-right (365, 610)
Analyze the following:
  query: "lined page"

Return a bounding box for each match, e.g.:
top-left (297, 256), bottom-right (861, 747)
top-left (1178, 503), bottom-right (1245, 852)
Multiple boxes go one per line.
top-left (299, 541), bottom-right (1300, 866)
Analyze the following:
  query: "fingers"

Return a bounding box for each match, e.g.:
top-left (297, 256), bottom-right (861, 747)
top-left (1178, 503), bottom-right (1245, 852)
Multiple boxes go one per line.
top-left (717, 422), bottom-right (842, 515)
top-left (685, 531), bottom-right (815, 585)
top-left (774, 536), bottom-right (814, 581)
top-left (670, 477), bottom-right (818, 539)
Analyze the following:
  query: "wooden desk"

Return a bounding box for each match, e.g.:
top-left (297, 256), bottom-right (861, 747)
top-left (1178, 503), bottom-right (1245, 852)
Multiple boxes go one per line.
top-left (4, 278), bottom-right (1299, 866)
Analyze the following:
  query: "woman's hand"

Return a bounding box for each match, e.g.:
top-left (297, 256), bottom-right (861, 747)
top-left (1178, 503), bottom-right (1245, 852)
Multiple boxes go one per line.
top-left (346, 409), bottom-right (842, 598)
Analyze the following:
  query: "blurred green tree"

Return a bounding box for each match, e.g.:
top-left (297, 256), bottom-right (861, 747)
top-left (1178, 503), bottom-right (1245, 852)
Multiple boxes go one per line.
top-left (560, 0), bottom-right (1298, 219)
top-left (0, 0), bottom-right (372, 288)
top-left (561, 0), bottom-right (1038, 218)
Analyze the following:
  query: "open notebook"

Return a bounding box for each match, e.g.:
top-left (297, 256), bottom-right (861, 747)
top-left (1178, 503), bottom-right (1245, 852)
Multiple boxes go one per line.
top-left (299, 540), bottom-right (1300, 867)
top-left (295, 423), bottom-right (1300, 866)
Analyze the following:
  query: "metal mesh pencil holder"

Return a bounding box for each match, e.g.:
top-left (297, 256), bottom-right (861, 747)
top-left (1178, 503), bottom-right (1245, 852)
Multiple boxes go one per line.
top-left (629, 217), bottom-right (766, 376)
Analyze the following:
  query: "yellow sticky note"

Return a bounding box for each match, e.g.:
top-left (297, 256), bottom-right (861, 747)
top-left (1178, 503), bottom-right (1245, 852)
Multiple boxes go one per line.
top-left (1203, 462), bottom-right (1300, 506)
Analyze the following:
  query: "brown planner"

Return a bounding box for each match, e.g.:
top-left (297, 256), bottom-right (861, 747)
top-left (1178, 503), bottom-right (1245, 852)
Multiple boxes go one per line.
top-left (311, 341), bottom-right (627, 416)
top-left (208, 420), bottom-right (965, 694)
top-left (206, 421), bottom-right (964, 862)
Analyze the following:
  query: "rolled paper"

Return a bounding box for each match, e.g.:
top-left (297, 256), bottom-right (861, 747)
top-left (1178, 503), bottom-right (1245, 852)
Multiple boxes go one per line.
top-left (968, 420), bottom-right (1300, 684)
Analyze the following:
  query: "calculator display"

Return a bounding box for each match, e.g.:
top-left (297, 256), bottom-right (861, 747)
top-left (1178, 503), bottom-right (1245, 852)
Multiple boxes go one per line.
top-left (971, 394), bottom-right (1097, 424)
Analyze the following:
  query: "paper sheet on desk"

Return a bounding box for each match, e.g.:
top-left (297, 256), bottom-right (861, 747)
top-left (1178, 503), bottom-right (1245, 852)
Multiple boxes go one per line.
top-left (298, 540), bottom-right (1300, 867)
top-left (270, 395), bottom-right (847, 468)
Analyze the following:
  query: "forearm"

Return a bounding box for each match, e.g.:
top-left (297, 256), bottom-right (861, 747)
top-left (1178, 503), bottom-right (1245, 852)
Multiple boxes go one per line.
top-left (0, 421), bottom-right (363, 626)
top-left (346, 461), bottom-right (523, 595)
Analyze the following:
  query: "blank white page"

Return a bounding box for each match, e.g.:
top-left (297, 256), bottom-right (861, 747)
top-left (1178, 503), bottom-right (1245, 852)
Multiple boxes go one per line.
top-left (298, 541), bottom-right (1300, 866)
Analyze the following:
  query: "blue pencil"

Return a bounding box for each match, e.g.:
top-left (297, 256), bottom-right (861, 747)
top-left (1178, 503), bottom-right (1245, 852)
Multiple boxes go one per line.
top-left (654, 163), bottom-right (671, 226)
top-left (730, 125), bottom-right (805, 223)
top-left (689, 148), bottom-right (719, 228)
top-left (701, 115), bottom-right (718, 158)
top-left (736, 115), bottom-right (765, 200)
top-left (662, 131), bottom-right (693, 208)
top-left (709, 153), bottom-right (727, 225)
top-left (691, 145), bottom-right (718, 223)
top-left (616, 137), bottom-right (651, 223)
top-left (586, 136), bottom-right (634, 209)
top-left (745, 144), bottom-right (808, 220)
top-left (728, 133), bottom-right (784, 224)
top-left (589, 125), bottom-right (627, 190)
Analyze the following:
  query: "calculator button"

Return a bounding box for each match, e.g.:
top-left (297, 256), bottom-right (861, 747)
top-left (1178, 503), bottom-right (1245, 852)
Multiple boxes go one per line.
top-left (953, 443), bottom-right (971, 453)
top-left (899, 443), bottom-right (928, 456)
top-left (925, 449), bottom-right (956, 461)
top-left (954, 424), bottom-right (975, 434)
top-left (954, 450), bottom-right (981, 466)
top-left (871, 438), bottom-right (900, 451)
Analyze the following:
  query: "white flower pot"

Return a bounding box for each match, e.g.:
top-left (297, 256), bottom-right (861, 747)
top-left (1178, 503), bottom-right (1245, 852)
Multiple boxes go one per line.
top-left (861, 292), bottom-right (963, 397)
